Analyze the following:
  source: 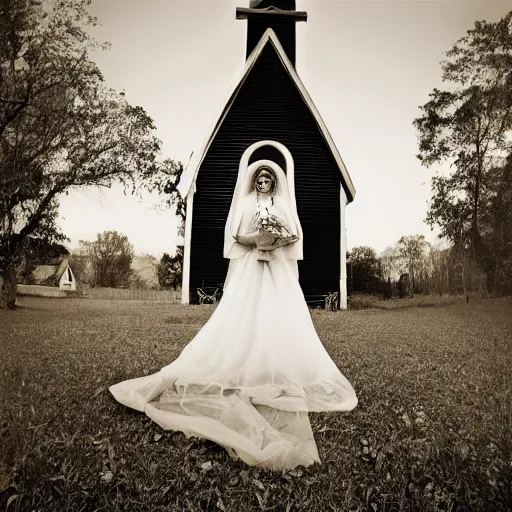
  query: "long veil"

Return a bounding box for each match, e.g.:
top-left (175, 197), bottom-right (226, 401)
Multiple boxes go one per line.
top-left (224, 159), bottom-right (303, 261)
top-left (110, 158), bottom-right (357, 470)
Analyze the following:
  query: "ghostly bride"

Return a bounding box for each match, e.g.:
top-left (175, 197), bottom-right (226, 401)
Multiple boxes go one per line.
top-left (110, 159), bottom-right (357, 469)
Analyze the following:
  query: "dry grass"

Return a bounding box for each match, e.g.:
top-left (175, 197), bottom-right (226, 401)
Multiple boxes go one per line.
top-left (1, 296), bottom-right (511, 511)
top-left (347, 293), bottom-right (474, 311)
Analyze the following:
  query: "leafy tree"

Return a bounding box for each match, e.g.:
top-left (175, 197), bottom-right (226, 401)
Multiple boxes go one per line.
top-left (129, 272), bottom-right (147, 290)
top-left (379, 245), bottom-right (402, 282)
top-left (414, 11), bottom-right (512, 292)
top-left (383, 276), bottom-right (393, 299)
top-left (347, 246), bottom-right (382, 295)
top-left (484, 153), bottom-right (512, 293)
top-left (146, 159), bottom-right (186, 238)
top-left (170, 245), bottom-right (184, 290)
top-left (0, 0), bottom-right (162, 308)
top-left (396, 235), bottom-right (430, 296)
top-left (17, 237), bottom-right (69, 284)
top-left (87, 231), bottom-right (134, 288)
top-left (157, 253), bottom-right (173, 289)
top-left (68, 240), bottom-right (95, 288)
top-left (157, 246), bottom-right (183, 290)
top-left (129, 253), bottom-right (159, 290)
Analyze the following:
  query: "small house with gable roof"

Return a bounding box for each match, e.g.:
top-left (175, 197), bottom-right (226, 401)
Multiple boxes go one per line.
top-left (32, 256), bottom-right (76, 291)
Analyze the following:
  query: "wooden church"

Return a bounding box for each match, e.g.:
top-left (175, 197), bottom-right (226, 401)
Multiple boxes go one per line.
top-left (177, 0), bottom-right (356, 309)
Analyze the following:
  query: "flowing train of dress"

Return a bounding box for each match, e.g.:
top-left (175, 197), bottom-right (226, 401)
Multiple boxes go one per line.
top-left (109, 249), bottom-right (357, 469)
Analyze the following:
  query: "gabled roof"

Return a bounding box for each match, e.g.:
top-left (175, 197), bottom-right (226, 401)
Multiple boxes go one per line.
top-left (54, 258), bottom-right (70, 281)
top-left (178, 28), bottom-right (356, 203)
top-left (33, 257), bottom-right (71, 284)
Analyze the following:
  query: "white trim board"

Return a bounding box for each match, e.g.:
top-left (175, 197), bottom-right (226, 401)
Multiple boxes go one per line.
top-left (339, 187), bottom-right (348, 310)
top-left (181, 191), bottom-right (194, 304)
top-left (177, 28), bottom-right (356, 203)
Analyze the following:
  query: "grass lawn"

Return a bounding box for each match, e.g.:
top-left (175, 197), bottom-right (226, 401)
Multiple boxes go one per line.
top-left (1, 296), bottom-right (511, 511)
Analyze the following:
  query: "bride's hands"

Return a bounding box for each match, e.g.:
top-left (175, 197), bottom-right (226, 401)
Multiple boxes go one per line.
top-left (270, 235), bottom-right (299, 249)
top-left (256, 231), bottom-right (279, 248)
top-left (257, 234), bottom-right (299, 250)
top-left (234, 230), bottom-right (261, 246)
top-left (235, 231), bottom-right (298, 249)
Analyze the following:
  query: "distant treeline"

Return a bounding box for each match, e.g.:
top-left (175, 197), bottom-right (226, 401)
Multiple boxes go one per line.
top-left (347, 235), bottom-right (506, 299)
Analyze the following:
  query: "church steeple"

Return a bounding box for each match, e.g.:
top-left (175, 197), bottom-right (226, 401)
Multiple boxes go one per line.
top-left (236, 1), bottom-right (307, 67)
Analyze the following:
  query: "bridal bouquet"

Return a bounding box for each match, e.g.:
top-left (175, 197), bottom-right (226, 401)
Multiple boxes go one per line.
top-left (252, 208), bottom-right (298, 256)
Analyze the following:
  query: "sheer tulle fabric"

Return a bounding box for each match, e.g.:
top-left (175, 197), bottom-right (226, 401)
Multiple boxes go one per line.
top-left (110, 250), bottom-right (357, 469)
top-left (110, 159), bottom-right (357, 469)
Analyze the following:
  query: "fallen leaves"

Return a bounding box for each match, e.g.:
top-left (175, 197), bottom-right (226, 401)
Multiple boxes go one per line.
top-left (99, 470), bottom-right (113, 483)
top-left (200, 461), bottom-right (213, 472)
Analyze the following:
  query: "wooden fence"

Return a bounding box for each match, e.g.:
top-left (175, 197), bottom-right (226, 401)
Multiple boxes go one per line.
top-left (82, 287), bottom-right (180, 302)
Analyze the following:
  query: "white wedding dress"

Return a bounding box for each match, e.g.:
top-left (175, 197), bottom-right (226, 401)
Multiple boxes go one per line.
top-left (110, 160), bottom-right (357, 469)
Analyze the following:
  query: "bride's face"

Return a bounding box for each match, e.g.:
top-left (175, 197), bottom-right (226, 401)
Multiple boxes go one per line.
top-left (255, 173), bottom-right (274, 194)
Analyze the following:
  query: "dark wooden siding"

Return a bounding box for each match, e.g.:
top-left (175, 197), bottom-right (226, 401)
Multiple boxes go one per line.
top-left (247, 16), bottom-right (296, 66)
top-left (248, 145), bottom-right (287, 170)
top-left (190, 43), bottom-right (341, 306)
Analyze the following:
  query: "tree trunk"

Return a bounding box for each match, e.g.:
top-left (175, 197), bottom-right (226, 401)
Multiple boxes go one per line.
top-left (0, 267), bottom-right (17, 309)
top-left (461, 264), bottom-right (467, 300)
top-left (472, 126), bottom-right (483, 263)
top-left (410, 259), bottom-right (415, 298)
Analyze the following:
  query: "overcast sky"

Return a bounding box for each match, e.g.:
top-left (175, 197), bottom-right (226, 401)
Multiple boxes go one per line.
top-left (57, 0), bottom-right (511, 257)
